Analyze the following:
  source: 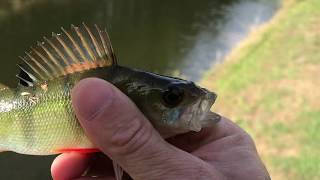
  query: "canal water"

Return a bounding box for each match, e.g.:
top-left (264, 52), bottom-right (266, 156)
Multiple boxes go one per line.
top-left (0, 0), bottom-right (278, 179)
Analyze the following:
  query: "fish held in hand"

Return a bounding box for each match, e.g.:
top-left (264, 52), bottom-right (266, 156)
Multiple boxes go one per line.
top-left (0, 24), bottom-right (220, 155)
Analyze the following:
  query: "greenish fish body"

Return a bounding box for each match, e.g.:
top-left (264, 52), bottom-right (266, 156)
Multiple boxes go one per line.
top-left (0, 24), bottom-right (219, 155)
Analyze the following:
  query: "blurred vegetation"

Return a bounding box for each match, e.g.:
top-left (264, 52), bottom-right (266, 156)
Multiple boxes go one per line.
top-left (201, 0), bottom-right (320, 179)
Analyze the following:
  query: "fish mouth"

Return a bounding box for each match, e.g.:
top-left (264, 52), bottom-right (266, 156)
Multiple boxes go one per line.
top-left (181, 90), bottom-right (220, 132)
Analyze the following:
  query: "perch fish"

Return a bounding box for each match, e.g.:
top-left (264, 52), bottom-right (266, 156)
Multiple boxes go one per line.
top-left (0, 24), bottom-right (220, 179)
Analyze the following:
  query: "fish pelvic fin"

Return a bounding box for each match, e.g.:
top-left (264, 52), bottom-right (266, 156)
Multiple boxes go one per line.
top-left (17, 23), bottom-right (117, 86)
top-left (113, 161), bottom-right (124, 180)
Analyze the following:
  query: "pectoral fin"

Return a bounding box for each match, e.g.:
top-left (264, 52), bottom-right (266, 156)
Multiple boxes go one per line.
top-left (113, 161), bottom-right (124, 180)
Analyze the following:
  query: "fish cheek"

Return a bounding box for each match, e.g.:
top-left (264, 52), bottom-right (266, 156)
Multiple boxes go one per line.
top-left (139, 98), bottom-right (191, 137)
top-left (128, 89), bottom-right (184, 136)
top-left (143, 101), bottom-right (166, 125)
top-left (127, 90), bottom-right (162, 124)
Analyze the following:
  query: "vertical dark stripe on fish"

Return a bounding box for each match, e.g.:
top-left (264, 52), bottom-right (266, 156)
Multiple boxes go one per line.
top-left (62, 75), bottom-right (84, 143)
top-left (15, 87), bottom-right (37, 150)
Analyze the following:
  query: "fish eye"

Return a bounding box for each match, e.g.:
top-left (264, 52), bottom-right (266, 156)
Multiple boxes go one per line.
top-left (162, 85), bottom-right (184, 108)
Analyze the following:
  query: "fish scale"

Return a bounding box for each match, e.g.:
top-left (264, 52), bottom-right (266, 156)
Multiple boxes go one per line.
top-left (0, 78), bottom-right (93, 155)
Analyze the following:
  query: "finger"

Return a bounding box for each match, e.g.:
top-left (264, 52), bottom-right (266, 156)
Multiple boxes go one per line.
top-left (51, 153), bottom-right (115, 180)
top-left (51, 153), bottom-right (91, 180)
top-left (167, 116), bottom-right (250, 152)
top-left (72, 78), bottom-right (223, 180)
top-left (73, 177), bottom-right (114, 180)
top-left (166, 126), bottom-right (215, 152)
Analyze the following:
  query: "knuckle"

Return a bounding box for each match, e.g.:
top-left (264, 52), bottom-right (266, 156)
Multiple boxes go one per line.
top-left (108, 114), bottom-right (153, 155)
top-left (234, 132), bottom-right (255, 146)
top-left (241, 132), bottom-right (256, 147)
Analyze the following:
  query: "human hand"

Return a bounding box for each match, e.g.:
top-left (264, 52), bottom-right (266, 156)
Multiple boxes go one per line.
top-left (51, 78), bottom-right (270, 180)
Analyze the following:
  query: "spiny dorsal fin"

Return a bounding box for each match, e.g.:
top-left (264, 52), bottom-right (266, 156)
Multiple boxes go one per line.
top-left (18, 23), bottom-right (117, 86)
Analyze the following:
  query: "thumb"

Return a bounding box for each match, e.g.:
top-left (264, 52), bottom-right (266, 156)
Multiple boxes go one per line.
top-left (72, 78), bottom-right (216, 180)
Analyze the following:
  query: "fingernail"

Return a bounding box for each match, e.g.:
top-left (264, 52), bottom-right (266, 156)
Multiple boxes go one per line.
top-left (72, 78), bottom-right (114, 121)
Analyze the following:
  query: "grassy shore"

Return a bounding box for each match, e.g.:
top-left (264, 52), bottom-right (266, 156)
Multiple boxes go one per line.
top-left (201, 0), bottom-right (320, 179)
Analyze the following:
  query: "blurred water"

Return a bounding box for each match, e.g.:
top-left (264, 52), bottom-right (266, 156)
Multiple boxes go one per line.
top-left (0, 0), bottom-right (278, 179)
top-left (180, 0), bottom-right (278, 80)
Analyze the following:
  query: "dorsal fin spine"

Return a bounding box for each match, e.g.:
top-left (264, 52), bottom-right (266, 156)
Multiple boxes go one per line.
top-left (19, 56), bottom-right (45, 80)
top-left (44, 36), bottom-right (70, 66)
top-left (16, 74), bottom-right (33, 87)
top-left (31, 47), bottom-right (58, 77)
top-left (53, 32), bottom-right (79, 65)
top-left (83, 23), bottom-right (103, 59)
top-left (95, 25), bottom-right (112, 66)
top-left (101, 26), bottom-right (117, 65)
top-left (18, 24), bottom-right (117, 85)
top-left (37, 41), bottom-right (67, 76)
top-left (17, 64), bottom-right (38, 82)
top-left (73, 25), bottom-right (95, 62)
top-left (96, 25), bottom-right (117, 65)
top-left (25, 51), bottom-right (52, 79)
top-left (61, 27), bottom-right (87, 63)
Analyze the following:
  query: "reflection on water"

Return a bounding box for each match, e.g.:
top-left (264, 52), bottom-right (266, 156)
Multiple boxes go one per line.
top-left (0, 0), bottom-right (278, 179)
top-left (180, 0), bottom-right (278, 80)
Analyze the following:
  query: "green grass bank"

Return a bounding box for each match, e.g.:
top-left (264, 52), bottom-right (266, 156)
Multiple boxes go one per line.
top-left (201, 0), bottom-right (320, 179)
